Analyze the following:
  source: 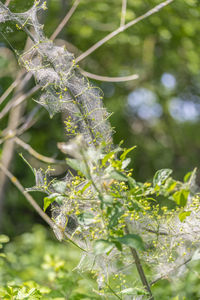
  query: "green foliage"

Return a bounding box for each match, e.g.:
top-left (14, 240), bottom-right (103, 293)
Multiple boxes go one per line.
top-left (0, 225), bottom-right (101, 299)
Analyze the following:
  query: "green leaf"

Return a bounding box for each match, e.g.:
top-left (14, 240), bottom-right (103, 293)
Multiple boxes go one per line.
top-left (117, 234), bottom-right (145, 251)
top-left (102, 151), bottom-right (115, 166)
top-left (78, 212), bottom-right (94, 226)
top-left (66, 158), bottom-right (89, 178)
top-left (120, 146), bottom-right (136, 161)
top-left (179, 210), bottom-right (191, 222)
top-left (128, 177), bottom-right (137, 189)
top-left (109, 171), bottom-right (128, 181)
top-left (108, 209), bottom-right (123, 228)
top-left (0, 235), bottom-right (9, 243)
top-left (184, 171), bottom-right (192, 183)
top-left (43, 193), bottom-right (65, 211)
top-left (103, 195), bottom-right (113, 204)
top-left (112, 240), bottom-right (122, 251)
top-left (52, 181), bottom-right (66, 193)
top-left (153, 169), bottom-right (173, 187)
top-left (43, 196), bottom-right (55, 212)
top-left (19, 153), bottom-right (34, 174)
top-left (173, 189), bottom-right (189, 207)
top-left (94, 240), bottom-right (114, 255)
top-left (184, 168), bottom-right (197, 188)
top-left (120, 288), bottom-right (135, 295)
top-left (80, 181), bottom-right (91, 194)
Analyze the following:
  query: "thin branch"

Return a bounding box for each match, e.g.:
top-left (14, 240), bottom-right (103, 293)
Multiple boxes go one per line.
top-left (16, 105), bottom-right (41, 136)
top-left (80, 68), bottom-right (139, 82)
top-left (0, 162), bottom-right (54, 228)
top-left (120, 0), bottom-right (127, 27)
top-left (0, 162), bottom-right (87, 251)
top-left (14, 137), bottom-right (65, 165)
top-left (125, 226), bottom-right (154, 300)
top-left (50, 0), bottom-right (81, 40)
top-left (76, 0), bottom-right (174, 63)
top-left (0, 85), bottom-right (39, 120)
top-left (5, 0), bottom-right (11, 6)
top-left (150, 257), bottom-right (192, 286)
top-left (0, 77), bottom-right (19, 105)
top-left (0, 0), bottom-right (80, 108)
top-left (0, 106), bottom-right (40, 145)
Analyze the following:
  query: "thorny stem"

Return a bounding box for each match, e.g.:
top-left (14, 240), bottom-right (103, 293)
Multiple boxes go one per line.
top-left (125, 226), bottom-right (154, 300)
top-left (76, 0), bottom-right (174, 63)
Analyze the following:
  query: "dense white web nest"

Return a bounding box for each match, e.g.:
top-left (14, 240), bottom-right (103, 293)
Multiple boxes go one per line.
top-left (0, 1), bottom-right (112, 147)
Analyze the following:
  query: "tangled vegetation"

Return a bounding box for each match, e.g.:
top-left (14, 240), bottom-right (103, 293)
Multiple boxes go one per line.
top-left (1, 0), bottom-right (200, 299)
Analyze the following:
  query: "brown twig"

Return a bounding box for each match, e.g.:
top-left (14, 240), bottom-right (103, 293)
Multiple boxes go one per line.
top-left (0, 162), bottom-right (87, 252)
top-left (120, 0), bottom-right (127, 27)
top-left (0, 162), bottom-right (54, 228)
top-left (0, 77), bottom-right (20, 105)
top-left (14, 137), bottom-right (65, 165)
top-left (125, 226), bottom-right (154, 300)
top-left (150, 257), bottom-right (192, 286)
top-left (76, 0), bottom-right (174, 63)
top-left (0, 85), bottom-right (39, 120)
top-left (50, 0), bottom-right (81, 40)
top-left (5, 0), bottom-right (11, 7)
top-left (80, 68), bottom-right (139, 82)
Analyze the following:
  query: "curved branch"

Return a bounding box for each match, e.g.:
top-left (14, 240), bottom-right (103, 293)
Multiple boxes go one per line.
top-left (80, 68), bottom-right (139, 82)
top-left (50, 0), bottom-right (81, 40)
top-left (0, 85), bottom-right (39, 120)
top-left (14, 137), bottom-right (65, 165)
top-left (76, 0), bottom-right (174, 63)
top-left (120, 0), bottom-right (127, 27)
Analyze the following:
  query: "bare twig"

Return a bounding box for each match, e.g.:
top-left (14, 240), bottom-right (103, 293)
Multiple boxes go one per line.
top-left (80, 68), bottom-right (139, 82)
top-left (125, 226), bottom-right (154, 300)
top-left (14, 137), bottom-right (65, 165)
top-left (16, 105), bottom-right (41, 136)
top-left (0, 162), bottom-right (87, 251)
top-left (120, 0), bottom-right (127, 27)
top-left (76, 0), bottom-right (174, 63)
top-left (0, 0), bottom-right (80, 108)
top-left (5, 0), bottom-right (11, 7)
top-left (0, 85), bottom-right (39, 120)
top-left (0, 162), bottom-right (54, 228)
top-left (150, 257), bottom-right (192, 286)
top-left (50, 0), bottom-right (81, 40)
top-left (0, 77), bottom-right (19, 105)
top-left (0, 106), bottom-right (40, 145)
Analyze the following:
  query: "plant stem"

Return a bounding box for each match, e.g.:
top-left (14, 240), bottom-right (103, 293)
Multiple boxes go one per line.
top-left (125, 226), bottom-right (154, 300)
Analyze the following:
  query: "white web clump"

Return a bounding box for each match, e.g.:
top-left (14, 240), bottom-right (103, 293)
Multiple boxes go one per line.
top-left (128, 190), bottom-right (200, 281)
top-left (0, 0), bottom-right (112, 148)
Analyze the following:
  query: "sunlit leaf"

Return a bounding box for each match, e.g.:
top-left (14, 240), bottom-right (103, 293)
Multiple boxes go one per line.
top-left (94, 240), bottom-right (114, 255)
top-left (153, 169), bottom-right (173, 186)
top-left (0, 235), bottom-right (9, 243)
top-left (173, 189), bottom-right (189, 207)
top-left (117, 234), bottom-right (145, 251)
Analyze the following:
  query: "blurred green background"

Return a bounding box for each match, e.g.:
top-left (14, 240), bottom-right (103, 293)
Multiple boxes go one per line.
top-left (1, 0), bottom-right (200, 298)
